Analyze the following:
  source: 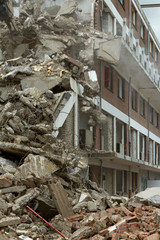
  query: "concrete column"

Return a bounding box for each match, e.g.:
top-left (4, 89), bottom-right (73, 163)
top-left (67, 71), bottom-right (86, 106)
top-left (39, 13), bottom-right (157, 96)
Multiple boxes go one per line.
top-left (121, 124), bottom-right (125, 155)
top-left (128, 167), bottom-right (132, 197)
top-left (136, 39), bottom-right (140, 60)
top-left (122, 171), bottom-right (124, 193)
top-left (137, 131), bottom-right (140, 160)
top-left (113, 117), bottom-right (116, 152)
top-left (123, 18), bottom-right (127, 41)
top-left (108, 14), bottom-right (113, 34)
top-left (114, 18), bottom-right (117, 36)
top-left (138, 172), bottom-right (141, 192)
top-left (131, 130), bottom-right (137, 158)
top-left (153, 141), bottom-right (155, 165)
top-left (156, 144), bottom-right (159, 165)
top-left (113, 169), bottom-right (116, 195)
top-left (74, 95), bottom-right (79, 149)
top-left (106, 116), bottom-right (113, 151)
top-left (149, 140), bottom-right (153, 164)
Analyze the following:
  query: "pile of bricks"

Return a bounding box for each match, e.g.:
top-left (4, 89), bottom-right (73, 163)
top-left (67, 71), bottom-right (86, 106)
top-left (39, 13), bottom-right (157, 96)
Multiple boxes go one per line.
top-left (63, 202), bottom-right (160, 239)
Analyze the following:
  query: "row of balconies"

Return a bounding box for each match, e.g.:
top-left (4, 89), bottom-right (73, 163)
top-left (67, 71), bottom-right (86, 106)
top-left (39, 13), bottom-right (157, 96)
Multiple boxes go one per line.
top-left (122, 18), bottom-right (160, 90)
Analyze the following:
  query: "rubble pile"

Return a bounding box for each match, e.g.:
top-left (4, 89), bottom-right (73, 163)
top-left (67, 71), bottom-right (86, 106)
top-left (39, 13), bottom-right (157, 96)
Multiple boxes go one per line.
top-left (0, 164), bottom-right (159, 240)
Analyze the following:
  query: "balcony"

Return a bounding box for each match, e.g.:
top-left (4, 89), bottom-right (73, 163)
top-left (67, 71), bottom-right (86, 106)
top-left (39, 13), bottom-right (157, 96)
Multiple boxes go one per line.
top-left (114, 18), bottom-right (160, 111)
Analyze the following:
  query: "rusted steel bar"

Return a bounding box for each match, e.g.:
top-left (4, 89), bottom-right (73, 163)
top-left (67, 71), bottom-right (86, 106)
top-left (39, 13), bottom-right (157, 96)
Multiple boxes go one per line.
top-left (26, 205), bottom-right (67, 239)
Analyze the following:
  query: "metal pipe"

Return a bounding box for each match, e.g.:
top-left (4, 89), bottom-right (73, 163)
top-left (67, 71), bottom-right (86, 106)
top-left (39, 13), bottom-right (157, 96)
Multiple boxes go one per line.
top-left (26, 206), bottom-right (67, 239)
top-left (141, 4), bottom-right (160, 8)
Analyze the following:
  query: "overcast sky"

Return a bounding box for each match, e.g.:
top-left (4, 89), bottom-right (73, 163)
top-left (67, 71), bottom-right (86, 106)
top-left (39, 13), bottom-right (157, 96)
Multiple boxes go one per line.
top-left (139, 0), bottom-right (160, 41)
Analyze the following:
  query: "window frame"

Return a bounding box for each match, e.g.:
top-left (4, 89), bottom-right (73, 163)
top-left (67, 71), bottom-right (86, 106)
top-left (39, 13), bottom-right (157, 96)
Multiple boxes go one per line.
top-left (132, 7), bottom-right (137, 29)
top-left (155, 48), bottom-right (158, 63)
top-left (140, 97), bottom-right (145, 117)
top-left (155, 111), bottom-right (159, 128)
top-left (140, 24), bottom-right (145, 42)
top-left (149, 106), bottom-right (153, 124)
top-left (104, 66), bottom-right (113, 91)
top-left (132, 88), bottom-right (138, 111)
top-left (119, 0), bottom-right (125, 8)
top-left (118, 76), bottom-right (125, 100)
top-left (150, 39), bottom-right (153, 56)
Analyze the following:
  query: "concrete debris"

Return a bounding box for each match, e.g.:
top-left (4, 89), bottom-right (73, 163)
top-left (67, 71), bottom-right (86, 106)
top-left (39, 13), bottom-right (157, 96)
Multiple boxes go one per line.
top-left (56, 0), bottom-right (77, 17)
top-left (0, 216), bottom-right (21, 227)
top-left (49, 180), bottom-right (74, 218)
top-left (15, 154), bottom-right (59, 179)
top-left (132, 187), bottom-right (160, 207)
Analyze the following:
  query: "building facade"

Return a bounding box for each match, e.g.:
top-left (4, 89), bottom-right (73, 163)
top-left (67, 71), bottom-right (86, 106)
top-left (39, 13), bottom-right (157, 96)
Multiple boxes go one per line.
top-left (88, 0), bottom-right (160, 196)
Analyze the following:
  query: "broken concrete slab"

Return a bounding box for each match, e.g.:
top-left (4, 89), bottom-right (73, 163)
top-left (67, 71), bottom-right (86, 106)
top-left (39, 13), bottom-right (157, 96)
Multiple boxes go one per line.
top-left (14, 44), bottom-right (29, 58)
top-left (133, 187), bottom-right (160, 207)
top-left (49, 180), bottom-right (74, 218)
top-left (87, 201), bottom-right (97, 212)
top-left (0, 186), bottom-right (26, 194)
top-left (0, 217), bottom-right (21, 227)
top-left (21, 75), bottom-right (62, 93)
top-left (71, 226), bottom-right (93, 240)
top-left (0, 142), bottom-right (64, 166)
top-left (15, 154), bottom-right (59, 179)
top-left (12, 188), bottom-right (41, 213)
top-left (56, 0), bottom-right (77, 17)
top-left (0, 173), bottom-right (14, 188)
top-left (79, 191), bottom-right (92, 203)
top-left (54, 16), bottom-right (77, 29)
top-left (39, 34), bottom-right (67, 53)
top-left (0, 198), bottom-right (10, 214)
top-left (96, 37), bottom-right (122, 65)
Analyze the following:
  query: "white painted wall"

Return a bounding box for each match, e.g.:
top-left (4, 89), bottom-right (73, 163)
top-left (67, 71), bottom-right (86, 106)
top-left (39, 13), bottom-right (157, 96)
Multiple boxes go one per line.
top-left (147, 180), bottom-right (160, 188)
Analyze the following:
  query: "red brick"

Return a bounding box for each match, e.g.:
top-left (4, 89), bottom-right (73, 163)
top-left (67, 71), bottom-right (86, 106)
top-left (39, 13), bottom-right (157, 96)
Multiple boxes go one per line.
top-left (144, 232), bottom-right (159, 240)
top-left (99, 229), bottom-right (109, 236)
top-left (120, 206), bottom-right (134, 216)
top-left (125, 216), bottom-right (138, 223)
top-left (67, 214), bottom-right (84, 222)
top-left (106, 208), bottom-right (116, 214)
top-left (90, 234), bottom-right (105, 240)
top-left (127, 222), bottom-right (140, 233)
top-left (116, 222), bottom-right (128, 233)
top-left (138, 233), bottom-right (149, 240)
top-left (112, 233), bottom-right (120, 240)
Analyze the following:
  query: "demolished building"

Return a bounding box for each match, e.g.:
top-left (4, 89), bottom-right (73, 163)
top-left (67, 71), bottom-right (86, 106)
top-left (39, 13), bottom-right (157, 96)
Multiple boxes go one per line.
top-left (0, 0), bottom-right (160, 239)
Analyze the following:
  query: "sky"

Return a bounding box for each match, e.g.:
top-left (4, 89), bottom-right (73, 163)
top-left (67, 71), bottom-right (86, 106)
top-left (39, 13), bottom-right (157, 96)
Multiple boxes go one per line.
top-left (139, 0), bottom-right (160, 41)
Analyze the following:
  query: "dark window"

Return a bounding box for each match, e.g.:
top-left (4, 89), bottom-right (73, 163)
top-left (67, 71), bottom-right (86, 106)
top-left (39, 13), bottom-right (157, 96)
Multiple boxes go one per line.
top-left (132, 89), bottom-right (138, 111)
top-left (119, 0), bottom-right (124, 7)
top-left (118, 76), bottom-right (125, 100)
top-left (104, 66), bottom-right (113, 91)
top-left (132, 8), bottom-right (137, 28)
top-left (150, 39), bottom-right (153, 55)
top-left (149, 106), bottom-right (153, 124)
top-left (140, 97), bottom-right (145, 117)
top-left (155, 111), bottom-right (159, 128)
top-left (140, 24), bottom-right (145, 41)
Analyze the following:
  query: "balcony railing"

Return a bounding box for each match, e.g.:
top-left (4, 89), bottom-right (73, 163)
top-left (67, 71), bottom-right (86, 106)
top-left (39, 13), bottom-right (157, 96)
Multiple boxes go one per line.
top-left (122, 18), bottom-right (160, 90)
